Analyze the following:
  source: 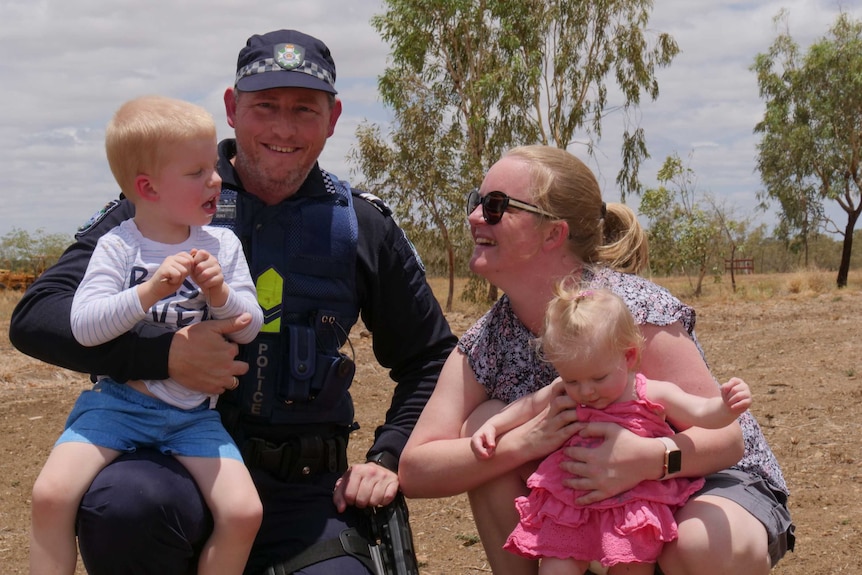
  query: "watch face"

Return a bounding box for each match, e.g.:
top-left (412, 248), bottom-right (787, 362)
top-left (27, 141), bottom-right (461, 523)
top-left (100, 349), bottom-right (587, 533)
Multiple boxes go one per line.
top-left (667, 449), bottom-right (682, 474)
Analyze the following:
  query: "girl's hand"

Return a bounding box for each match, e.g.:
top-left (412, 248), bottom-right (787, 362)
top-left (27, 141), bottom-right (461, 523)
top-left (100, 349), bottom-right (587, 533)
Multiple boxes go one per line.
top-left (721, 377), bottom-right (753, 414)
top-left (470, 424), bottom-right (499, 459)
top-left (559, 422), bottom-right (657, 505)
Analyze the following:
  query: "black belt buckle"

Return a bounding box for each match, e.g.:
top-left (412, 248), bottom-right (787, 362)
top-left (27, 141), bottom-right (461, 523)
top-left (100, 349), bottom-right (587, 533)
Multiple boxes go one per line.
top-left (296, 435), bottom-right (324, 477)
top-left (243, 433), bottom-right (348, 482)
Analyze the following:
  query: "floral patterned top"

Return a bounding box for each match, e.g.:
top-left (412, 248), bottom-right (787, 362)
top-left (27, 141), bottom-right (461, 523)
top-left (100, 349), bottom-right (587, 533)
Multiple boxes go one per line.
top-left (458, 266), bottom-right (789, 495)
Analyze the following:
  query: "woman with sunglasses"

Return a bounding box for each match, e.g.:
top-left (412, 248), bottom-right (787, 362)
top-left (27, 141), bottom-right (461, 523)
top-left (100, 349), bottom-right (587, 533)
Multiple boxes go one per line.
top-left (399, 145), bottom-right (793, 575)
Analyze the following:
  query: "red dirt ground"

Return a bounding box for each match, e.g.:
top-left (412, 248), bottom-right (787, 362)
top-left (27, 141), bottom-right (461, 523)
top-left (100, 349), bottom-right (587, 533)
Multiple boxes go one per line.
top-left (2, 282), bottom-right (860, 574)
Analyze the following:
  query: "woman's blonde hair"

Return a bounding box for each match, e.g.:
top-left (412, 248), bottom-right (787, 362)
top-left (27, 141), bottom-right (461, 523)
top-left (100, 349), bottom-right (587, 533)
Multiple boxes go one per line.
top-left (105, 95), bottom-right (216, 197)
top-left (538, 281), bottom-right (644, 366)
top-left (504, 145), bottom-right (648, 274)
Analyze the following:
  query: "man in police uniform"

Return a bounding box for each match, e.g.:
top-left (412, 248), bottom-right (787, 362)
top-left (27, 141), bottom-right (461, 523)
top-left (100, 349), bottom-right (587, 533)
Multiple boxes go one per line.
top-left (10, 29), bottom-right (456, 574)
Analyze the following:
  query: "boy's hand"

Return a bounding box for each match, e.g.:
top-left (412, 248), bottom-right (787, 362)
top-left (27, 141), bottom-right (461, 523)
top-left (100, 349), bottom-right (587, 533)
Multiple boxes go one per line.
top-left (190, 249), bottom-right (224, 292)
top-left (720, 377), bottom-right (753, 414)
top-left (153, 252), bottom-right (194, 288)
top-left (470, 424), bottom-right (498, 459)
top-left (190, 249), bottom-right (229, 307)
top-left (138, 252), bottom-right (194, 310)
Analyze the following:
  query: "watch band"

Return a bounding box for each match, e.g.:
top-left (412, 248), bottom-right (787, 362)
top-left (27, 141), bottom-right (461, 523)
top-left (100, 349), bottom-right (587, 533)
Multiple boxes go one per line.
top-left (657, 436), bottom-right (682, 479)
top-left (366, 451), bottom-right (399, 473)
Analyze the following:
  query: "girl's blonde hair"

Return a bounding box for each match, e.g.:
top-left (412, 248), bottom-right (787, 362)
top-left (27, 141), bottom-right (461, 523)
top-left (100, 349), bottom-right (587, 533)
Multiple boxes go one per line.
top-left (538, 280), bottom-right (644, 366)
top-left (503, 145), bottom-right (648, 274)
top-left (105, 95), bottom-right (216, 197)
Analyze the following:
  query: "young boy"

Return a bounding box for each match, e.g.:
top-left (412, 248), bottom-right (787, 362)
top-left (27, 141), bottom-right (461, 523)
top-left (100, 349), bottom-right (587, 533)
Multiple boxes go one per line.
top-left (29, 95), bottom-right (264, 575)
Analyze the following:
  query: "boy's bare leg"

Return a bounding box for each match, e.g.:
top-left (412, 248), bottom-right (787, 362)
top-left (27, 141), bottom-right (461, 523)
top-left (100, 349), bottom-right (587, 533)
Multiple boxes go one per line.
top-left (177, 455), bottom-right (263, 575)
top-left (30, 443), bottom-right (119, 575)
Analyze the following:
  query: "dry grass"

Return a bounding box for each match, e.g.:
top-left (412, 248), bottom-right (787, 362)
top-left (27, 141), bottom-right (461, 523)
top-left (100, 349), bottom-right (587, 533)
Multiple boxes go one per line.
top-left (0, 291), bottom-right (21, 322)
top-left (650, 268), bottom-right (862, 304)
top-left (427, 269), bottom-right (862, 313)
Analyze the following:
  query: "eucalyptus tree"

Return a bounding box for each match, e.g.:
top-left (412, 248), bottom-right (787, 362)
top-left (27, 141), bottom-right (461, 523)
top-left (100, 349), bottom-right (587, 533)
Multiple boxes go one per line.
top-left (753, 11), bottom-right (862, 287)
top-left (349, 81), bottom-right (468, 311)
top-left (0, 227), bottom-right (70, 274)
top-left (354, 0), bottom-right (679, 302)
top-left (706, 194), bottom-right (751, 293)
top-left (639, 154), bottom-right (725, 296)
top-left (369, 0), bottom-right (679, 189)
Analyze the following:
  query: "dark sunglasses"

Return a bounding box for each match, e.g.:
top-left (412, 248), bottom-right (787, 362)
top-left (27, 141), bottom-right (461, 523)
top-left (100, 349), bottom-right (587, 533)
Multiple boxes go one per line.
top-left (466, 189), bottom-right (555, 225)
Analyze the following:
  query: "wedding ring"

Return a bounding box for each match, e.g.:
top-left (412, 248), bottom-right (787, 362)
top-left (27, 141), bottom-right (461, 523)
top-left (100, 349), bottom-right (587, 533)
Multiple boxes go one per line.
top-left (229, 376), bottom-right (239, 390)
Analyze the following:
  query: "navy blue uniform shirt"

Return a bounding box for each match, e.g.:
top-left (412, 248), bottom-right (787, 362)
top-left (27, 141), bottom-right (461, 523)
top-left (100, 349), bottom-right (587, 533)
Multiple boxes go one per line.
top-left (10, 138), bottom-right (457, 458)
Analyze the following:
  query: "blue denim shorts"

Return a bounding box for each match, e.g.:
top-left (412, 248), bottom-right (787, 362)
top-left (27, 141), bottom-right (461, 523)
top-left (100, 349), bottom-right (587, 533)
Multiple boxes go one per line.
top-left (57, 379), bottom-right (242, 461)
top-left (697, 469), bottom-right (795, 566)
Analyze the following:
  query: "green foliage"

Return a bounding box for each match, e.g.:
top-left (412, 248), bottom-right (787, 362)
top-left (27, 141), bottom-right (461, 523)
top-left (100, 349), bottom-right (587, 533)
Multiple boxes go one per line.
top-left (359, 0), bottom-right (679, 306)
top-left (639, 154), bottom-right (729, 295)
top-left (371, 0), bottom-right (678, 200)
top-left (639, 185), bottom-right (676, 275)
top-left (752, 10), bottom-right (862, 287)
top-left (349, 74), bottom-right (471, 311)
top-left (0, 227), bottom-right (70, 274)
top-left (460, 274), bottom-right (494, 306)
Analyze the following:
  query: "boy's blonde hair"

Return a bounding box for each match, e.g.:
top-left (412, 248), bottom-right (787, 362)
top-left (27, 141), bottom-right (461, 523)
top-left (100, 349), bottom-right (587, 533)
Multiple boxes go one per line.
top-left (105, 95), bottom-right (216, 197)
top-left (538, 279), bottom-right (644, 366)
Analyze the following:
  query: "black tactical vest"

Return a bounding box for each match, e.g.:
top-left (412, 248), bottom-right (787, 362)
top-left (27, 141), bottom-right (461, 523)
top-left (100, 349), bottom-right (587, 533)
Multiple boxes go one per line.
top-left (212, 171), bottom-right (360, 428)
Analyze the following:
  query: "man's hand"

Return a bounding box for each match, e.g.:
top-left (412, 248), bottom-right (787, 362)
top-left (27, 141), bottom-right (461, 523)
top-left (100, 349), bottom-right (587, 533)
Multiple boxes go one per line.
top-left (168, 314), bottom-right (251, 394)
top-left (332, 462), bottom-right (399, 513)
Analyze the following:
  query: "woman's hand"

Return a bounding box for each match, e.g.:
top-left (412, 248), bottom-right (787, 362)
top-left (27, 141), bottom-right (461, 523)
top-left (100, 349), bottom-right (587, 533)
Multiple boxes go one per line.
top-left (515, 386), bottom-right (584, 463)
top-left (559, 421), bottom-right (662, 505)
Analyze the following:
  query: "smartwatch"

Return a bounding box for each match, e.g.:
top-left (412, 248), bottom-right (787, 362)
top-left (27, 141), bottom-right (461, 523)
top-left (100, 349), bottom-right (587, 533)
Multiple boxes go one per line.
top-left (366, 451), bottom-right (399, 473)
top-left (657, 437), bottom-right (682, 479)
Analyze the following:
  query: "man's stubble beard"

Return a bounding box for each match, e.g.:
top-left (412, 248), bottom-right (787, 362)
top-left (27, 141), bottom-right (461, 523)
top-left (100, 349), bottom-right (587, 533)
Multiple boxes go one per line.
top-left (234, 146), bottom-right (311, 205)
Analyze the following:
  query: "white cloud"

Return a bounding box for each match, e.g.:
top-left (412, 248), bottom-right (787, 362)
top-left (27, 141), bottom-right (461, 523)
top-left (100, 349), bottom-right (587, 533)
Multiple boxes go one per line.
top-left (0, 0), bottom-right (858, 237)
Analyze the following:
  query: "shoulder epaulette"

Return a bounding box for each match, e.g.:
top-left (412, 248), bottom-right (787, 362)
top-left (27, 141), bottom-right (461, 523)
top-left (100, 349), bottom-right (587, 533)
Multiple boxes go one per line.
top-left (352, 190), bottom-right (392, 217)
top-left (76, 199), bottom-right (123, 238)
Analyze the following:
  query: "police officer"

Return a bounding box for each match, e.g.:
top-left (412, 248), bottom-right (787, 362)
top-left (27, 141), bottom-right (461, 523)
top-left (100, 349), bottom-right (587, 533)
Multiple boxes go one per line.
top-left (10, 29), bottom-right (456, 575)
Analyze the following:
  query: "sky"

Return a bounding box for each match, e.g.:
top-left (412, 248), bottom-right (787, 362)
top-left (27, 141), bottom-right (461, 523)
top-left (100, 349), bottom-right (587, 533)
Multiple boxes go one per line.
top-left (1, 0), bottom-right (859, 240)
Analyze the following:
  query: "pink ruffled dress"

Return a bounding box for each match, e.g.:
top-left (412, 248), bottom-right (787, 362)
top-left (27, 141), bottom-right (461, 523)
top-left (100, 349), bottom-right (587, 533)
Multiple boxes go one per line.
top-left (504, 373), bottom-right (705, 567)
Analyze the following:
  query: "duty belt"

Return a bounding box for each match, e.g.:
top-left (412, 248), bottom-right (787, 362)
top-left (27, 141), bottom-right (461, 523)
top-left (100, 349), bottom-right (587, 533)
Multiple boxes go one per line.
top-left (242, 434), bottom-right (348, 482)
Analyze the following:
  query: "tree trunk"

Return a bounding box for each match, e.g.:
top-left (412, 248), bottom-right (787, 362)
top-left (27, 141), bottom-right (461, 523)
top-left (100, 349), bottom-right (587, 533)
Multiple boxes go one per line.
top-left (836, 210), bottom-right (860, 288)
top-left (487, 282), bottom-right (498, 303)
top-left (446, 243), bottom-right (455, 313)
top-left (729, 245), bottom-right (737, 294)
top-left (694, 262), bottom-right (707, 297)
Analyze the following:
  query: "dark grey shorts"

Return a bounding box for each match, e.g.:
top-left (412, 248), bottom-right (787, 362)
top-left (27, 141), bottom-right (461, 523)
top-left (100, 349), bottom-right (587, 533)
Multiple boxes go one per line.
top-left (697, 469), bottom-right (795, 566)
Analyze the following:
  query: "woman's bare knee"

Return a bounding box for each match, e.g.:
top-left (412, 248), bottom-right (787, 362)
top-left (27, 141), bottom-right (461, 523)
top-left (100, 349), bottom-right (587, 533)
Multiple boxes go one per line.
top-left (468, 470), bottom-right (537, 575)
top-left (659, 495), bottom-right (770, 575)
